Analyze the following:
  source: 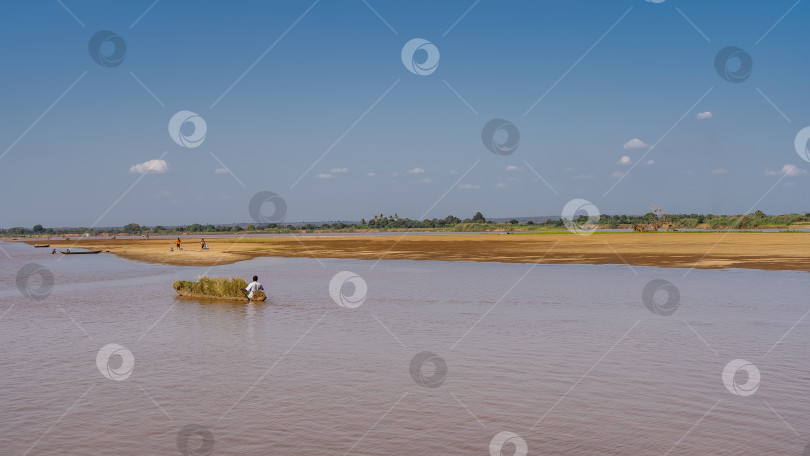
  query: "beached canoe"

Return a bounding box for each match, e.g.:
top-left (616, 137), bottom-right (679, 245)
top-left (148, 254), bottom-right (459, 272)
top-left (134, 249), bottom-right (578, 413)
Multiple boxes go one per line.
top-left (60, 250), bottom-right (102, 255)
top-left (175, 289), bottom-right (267, 302)
top-left (33, 244), bottom-right (50, 248)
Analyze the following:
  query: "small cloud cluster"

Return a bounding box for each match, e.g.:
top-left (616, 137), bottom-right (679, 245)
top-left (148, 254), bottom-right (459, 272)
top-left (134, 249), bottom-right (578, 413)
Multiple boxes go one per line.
top-left (214, 168), bottom-right (228, 174)
top-left (407, 167), bottom-right (425, 174)
top-left (317, 167), bottom-right (351, 179)
top-left (129, 159), bottom-right (169, 174)
top-left (696, 111), bottom-right (713, 120)
top-left (623, 138), bottom-right (649, 150)
top-left (506, 165), bottom-right (522, 172)
top-left (765, 164), bottom-right (807, 177)
top-left (618, 155), bottom-right (631, 165)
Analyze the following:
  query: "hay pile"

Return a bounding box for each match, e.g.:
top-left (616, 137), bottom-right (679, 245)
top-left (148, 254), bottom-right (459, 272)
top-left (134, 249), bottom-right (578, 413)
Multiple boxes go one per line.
top-left (173, 276), bottom-right (249, 298)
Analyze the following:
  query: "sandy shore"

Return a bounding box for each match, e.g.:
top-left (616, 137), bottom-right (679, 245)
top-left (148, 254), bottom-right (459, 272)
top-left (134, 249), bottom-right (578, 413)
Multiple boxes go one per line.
top-left (19, 232), bottom-right (810, 272)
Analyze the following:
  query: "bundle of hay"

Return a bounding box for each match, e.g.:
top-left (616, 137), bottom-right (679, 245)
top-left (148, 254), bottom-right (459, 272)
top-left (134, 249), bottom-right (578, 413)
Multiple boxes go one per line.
top-left (173, 276), bottom-right (265, 301)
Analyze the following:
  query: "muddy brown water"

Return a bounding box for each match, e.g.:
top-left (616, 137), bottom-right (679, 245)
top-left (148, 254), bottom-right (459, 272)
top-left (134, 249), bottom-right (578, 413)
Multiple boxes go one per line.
top-left (1, 241), bottom-right (808, 455)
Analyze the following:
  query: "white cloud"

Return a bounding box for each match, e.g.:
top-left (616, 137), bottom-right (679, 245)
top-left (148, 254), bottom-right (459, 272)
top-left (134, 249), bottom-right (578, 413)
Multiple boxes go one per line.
top-left (366, 172), bottom-right (376, 177)
top-left (765, 164), bottom-right (808, 177)
top-left (696, 111), bottom-right (713, 120)
top-left (506, 165), bottom-right (522, 172)
top-left (458, 184), bottom-right (480, 190)
top-left (784, 164), bottom-right (807, 176)
top-left (623, 138), bottom-right (649, 150)
top-left (449, 169), bottom-right (460, 175)
top-left (494, 182), bottom-right (507, 188)
top-left (611, 171), bottom-right (625, 179)
top-left (711, 168), bottom-right (728, 175)
top-left (646, 160), bottom-right (655, 166)
top-left (129, 159), bottom-right (169, 174)
top-left (407, 167), bottom-right (425, 174)
top-left (416, 178), bottom-right (432, 184)
top-left (618, 155), bottom-right (631, 165)
top-left (214, 168), bottom-right (228, 174)
top-left (330, 167), bottom-right (349, 174)
top-left (316, 173), bottom-right (333, 179)
top-left (564, 167), bottom-right (573, 172)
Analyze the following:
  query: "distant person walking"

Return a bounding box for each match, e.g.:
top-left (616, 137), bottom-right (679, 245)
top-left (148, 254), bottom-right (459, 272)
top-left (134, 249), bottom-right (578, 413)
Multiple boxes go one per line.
top-left (176, 238), bottom-right (181, 250)
top-left (201, 238), bottom-right (205, 249)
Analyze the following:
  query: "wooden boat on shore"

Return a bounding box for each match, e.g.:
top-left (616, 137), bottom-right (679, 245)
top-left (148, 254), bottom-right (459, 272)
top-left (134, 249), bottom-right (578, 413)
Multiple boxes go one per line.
top-left (174, 289), bottom-right (267, 302)
top-left (33, 244), bottom-right (50, 248)
top-left (60, 250), bottom-right (102, 255)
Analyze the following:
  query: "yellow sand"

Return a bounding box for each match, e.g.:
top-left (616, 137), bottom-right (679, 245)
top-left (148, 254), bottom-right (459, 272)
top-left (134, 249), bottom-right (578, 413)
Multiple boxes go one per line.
top-left (24, 232), bottom-right (810, 272)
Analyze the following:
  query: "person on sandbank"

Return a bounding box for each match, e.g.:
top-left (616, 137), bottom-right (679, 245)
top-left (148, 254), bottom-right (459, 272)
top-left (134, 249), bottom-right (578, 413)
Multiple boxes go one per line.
top-left (244, 276), bottom-right (264, 299)
top-left (176, 238), bottom-right (181, 251)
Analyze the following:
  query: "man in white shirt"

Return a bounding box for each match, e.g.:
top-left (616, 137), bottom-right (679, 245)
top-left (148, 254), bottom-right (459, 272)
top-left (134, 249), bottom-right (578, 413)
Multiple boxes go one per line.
top-left (244, 276), bottom-right (264, 299)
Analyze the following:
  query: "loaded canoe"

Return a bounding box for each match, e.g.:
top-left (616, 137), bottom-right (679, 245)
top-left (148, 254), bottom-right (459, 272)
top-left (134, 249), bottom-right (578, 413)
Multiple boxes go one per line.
top-left (174, 289), bottom-right (267, 302)
top-left (60, 250), bottom-right (102, 255)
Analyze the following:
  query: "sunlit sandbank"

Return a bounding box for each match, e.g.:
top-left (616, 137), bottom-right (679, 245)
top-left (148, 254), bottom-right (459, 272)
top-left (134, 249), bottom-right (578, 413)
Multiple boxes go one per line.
top-left (23, 231), bottom-right (810, 272)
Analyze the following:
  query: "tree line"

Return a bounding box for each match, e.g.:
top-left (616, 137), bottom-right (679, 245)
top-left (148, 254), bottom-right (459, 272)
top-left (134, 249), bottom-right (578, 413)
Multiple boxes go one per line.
top-left (3, 210), bottom-right (810, 236)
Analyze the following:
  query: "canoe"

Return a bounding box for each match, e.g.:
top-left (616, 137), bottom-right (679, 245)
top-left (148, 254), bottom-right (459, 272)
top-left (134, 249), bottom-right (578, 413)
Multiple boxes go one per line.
top-left (34, 244), bottom-right (50, 248)
top-left (60, 250), bottom-right (102, 255)
top-left (175, 289), bottom-right (267, 302)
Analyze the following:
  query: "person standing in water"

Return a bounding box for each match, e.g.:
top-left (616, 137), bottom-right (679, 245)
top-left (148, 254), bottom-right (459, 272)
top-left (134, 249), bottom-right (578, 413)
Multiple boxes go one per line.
top-left (244, 276), bottom-right (264, 299)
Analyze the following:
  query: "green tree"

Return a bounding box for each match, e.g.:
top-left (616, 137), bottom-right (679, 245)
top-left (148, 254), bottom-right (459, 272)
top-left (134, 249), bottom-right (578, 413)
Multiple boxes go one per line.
top-left (472, 212), bottom-right (486, 223)
top-left (509, 219), bottom-right (519, 224)
top-left (32, 224), bottom-right (44, 233)
top-left (123, 223), bottom-right (142, 234)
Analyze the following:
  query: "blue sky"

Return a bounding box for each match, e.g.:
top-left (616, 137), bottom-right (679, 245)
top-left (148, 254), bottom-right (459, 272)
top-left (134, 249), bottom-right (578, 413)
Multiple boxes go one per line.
top-left (1, 0), bottom-right (808, 227)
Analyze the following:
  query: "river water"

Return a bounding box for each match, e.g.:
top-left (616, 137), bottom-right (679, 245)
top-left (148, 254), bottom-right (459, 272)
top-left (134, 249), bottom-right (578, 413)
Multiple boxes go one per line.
top-left (1, 240), bottom-right (808, 455)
